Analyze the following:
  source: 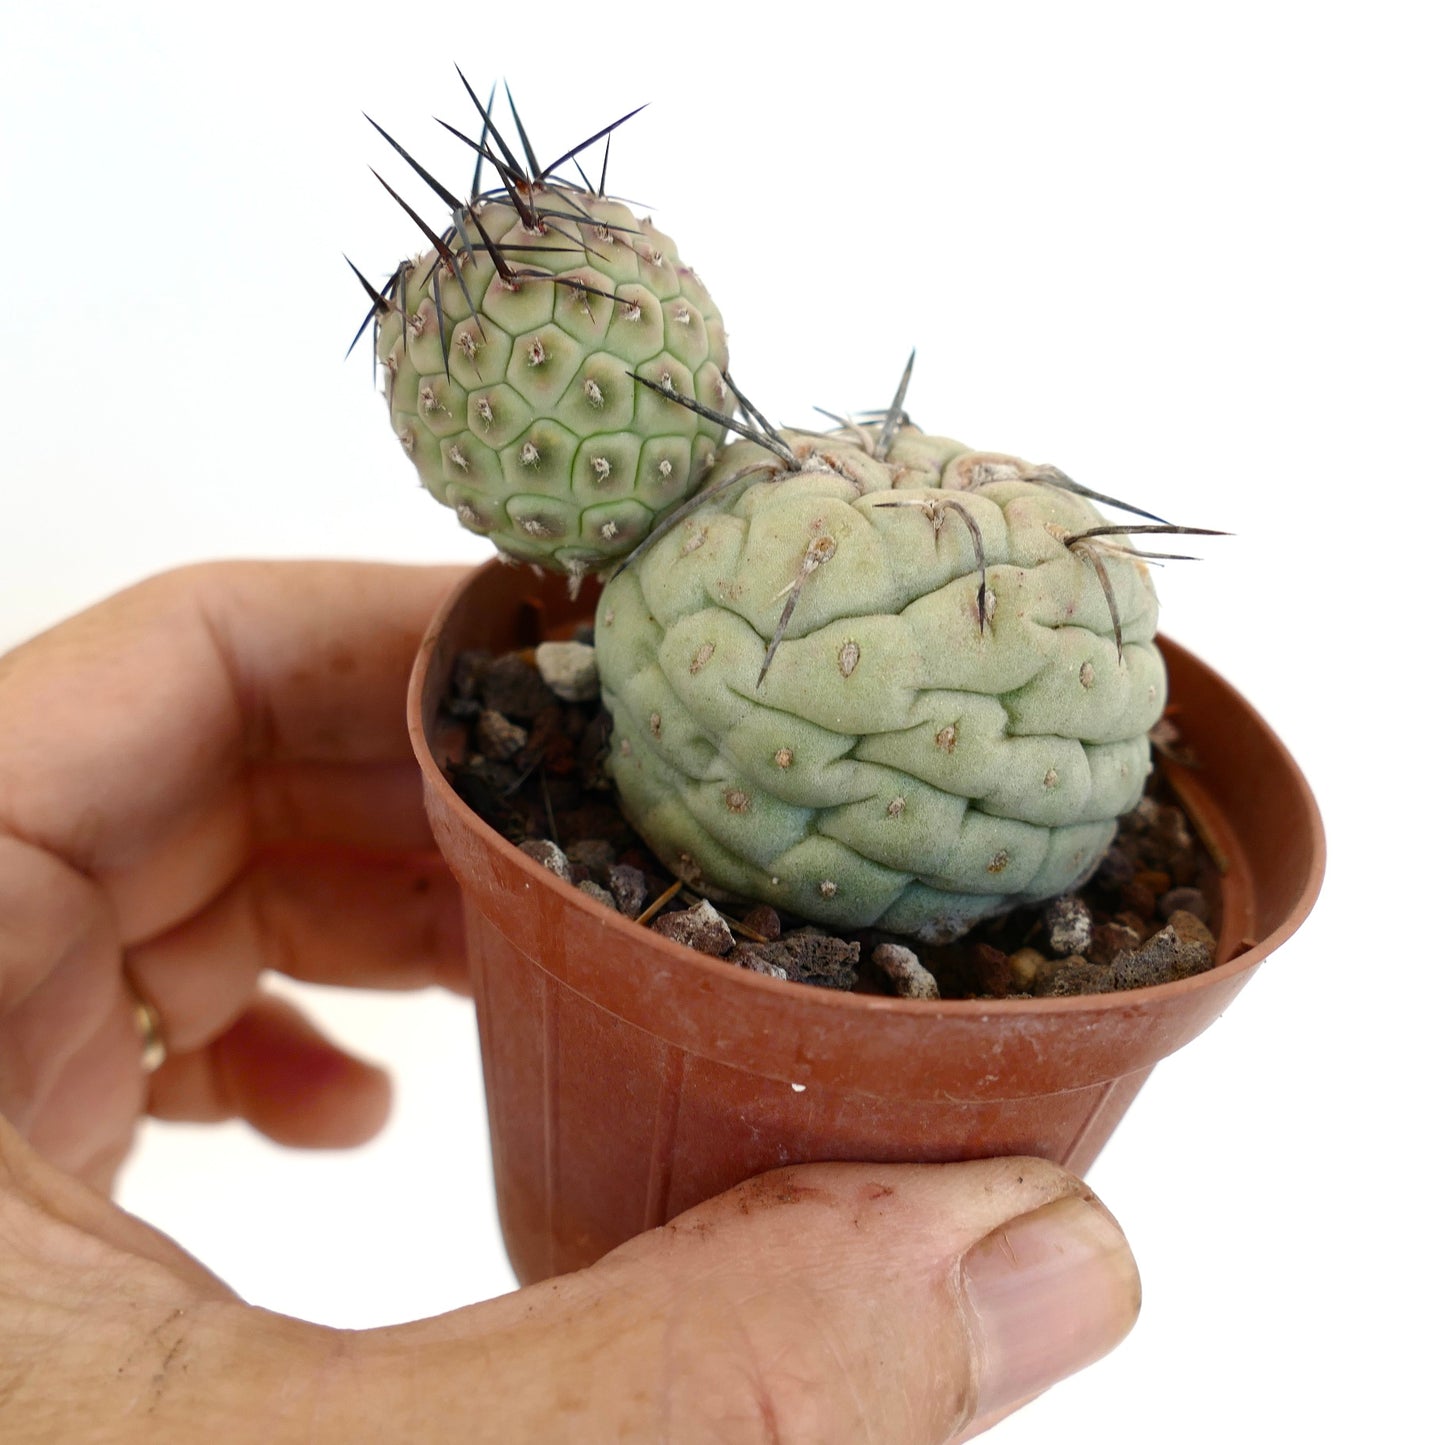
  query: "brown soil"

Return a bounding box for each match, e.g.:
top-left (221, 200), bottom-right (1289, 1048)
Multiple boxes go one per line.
top-left (438, 638), bottom-right (1221, 1000)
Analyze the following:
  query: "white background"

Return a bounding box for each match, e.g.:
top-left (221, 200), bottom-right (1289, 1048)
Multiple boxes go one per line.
top-left (2, 2), bottom-right (1438, 1439)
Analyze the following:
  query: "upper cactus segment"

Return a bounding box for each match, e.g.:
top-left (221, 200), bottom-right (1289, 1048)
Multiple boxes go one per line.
top-left (352, 80), bottom-right (732, 579)
top-left (595, 421), bottom-right (1181, 942)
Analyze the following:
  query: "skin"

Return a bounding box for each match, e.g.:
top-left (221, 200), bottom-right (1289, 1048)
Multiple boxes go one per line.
top-left (0, 562), bottom-right (1139, 1443)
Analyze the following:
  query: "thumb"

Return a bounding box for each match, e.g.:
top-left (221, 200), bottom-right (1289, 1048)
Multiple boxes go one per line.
top-left (335, 1157), bottom-right (1140, 1443)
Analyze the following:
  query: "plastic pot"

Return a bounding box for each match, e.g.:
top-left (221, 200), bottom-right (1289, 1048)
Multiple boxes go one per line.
top-left (409, 561), bottom-right (1325, 1286)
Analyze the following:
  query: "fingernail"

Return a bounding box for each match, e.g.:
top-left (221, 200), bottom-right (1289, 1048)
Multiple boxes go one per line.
top-left (960, 1193), bottom-right (1141, 1423)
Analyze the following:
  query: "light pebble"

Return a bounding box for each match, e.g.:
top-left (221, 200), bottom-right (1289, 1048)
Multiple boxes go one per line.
top-left (872, 942), bottom-right (941, 1000)
top-left (535, 641), bottom-right (599, 702)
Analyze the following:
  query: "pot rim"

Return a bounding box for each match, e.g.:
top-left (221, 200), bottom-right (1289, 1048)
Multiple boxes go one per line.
top-left (408, 563), bottom-right (1326, 1018)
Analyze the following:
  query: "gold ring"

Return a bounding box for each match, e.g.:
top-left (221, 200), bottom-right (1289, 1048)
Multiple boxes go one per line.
top-left (130, 991), bottom-right (167, 1074)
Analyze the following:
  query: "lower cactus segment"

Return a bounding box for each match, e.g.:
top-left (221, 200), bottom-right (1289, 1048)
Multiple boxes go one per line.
top-left (594, 424), bottom-right (1167, 942)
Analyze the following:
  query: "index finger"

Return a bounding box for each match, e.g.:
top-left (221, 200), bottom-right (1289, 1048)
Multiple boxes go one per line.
top-left (0, 560), bottom-right (470, 876)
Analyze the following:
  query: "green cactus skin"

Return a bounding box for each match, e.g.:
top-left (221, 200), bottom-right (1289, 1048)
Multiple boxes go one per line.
top-left (376, 185), bottom-right (730, 579)
top-left (594, 424), bottom-right (1167, 943)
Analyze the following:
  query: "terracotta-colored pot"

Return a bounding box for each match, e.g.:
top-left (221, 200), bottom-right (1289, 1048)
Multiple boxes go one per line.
top-left (409, 561), bottom-right (1325, 1286)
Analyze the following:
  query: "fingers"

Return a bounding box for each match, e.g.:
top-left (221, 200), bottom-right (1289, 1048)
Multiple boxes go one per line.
top-left (149, 994), bottom-right (392, 1150)
top-left (0, 562), bottom-right (468, 1183)
top-left (0, 834), bottom-right (113, 1019)
top-left (331, 1159), bottom-right (1140, 1444)
top-left (126, 846), bottom-right (467, 1053)
top-left (599, 1158), bottom-right (1141, 1442)
top-left (0, 834), bottom-right (128, 1138)
top-left (0, 561), bottom-right (468, 877)
top-left (248, 759), bottom-right (440, 853)
top-left (127, 846), bottom-right (462, 1145)
top-left (0, 1113), bottom-right (238, 1300)
top-left (190, 560), bottom-right (470, 766)
top-left (101, 761), bottom-right (446, 953)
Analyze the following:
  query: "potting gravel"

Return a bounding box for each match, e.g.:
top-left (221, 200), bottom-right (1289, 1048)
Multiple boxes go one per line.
top-left (440, 640), bottom-right (1221, 1000)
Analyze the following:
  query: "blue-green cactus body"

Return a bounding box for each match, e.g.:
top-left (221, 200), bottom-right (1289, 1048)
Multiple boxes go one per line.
top-left (377, 185), bottom-right (730, 579)
top-left (594, 425), bottom-right (1166, 942)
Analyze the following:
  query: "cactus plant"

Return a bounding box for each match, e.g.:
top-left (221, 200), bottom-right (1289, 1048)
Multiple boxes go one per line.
top-left (594, 396), bottom-right (1214, 943)
top-left (351, 79), bottom-right (731, 582)
top-left (353, 82), bottom-right (1219, 949)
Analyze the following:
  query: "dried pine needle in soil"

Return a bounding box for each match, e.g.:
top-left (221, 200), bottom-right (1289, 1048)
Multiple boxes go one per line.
top-left (437, 638), bottom-right (1221, 1000)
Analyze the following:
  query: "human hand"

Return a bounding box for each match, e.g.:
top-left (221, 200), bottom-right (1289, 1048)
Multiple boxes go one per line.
top-left (0, 565), bottom-right (1139, 1440)
top-left (0, 561), bottom-right (473, 1189)
top-left (3, 1131), bottom-right (1138, 1440)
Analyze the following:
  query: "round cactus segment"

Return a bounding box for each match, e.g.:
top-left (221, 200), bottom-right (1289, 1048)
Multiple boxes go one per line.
top-left (379, 183), bottom-right (730, 577)
top-left (594, 425), bottom-right (1167, 941)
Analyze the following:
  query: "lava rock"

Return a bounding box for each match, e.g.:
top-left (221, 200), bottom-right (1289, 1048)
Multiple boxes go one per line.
top-left (475, 708), bottom-right (528, 761)
top-left (575, 879), bottom-right (617, 910)
top-left (482, 653), bottom-right (557, 720)
top-left (605, 863), bottom-right (648, 918)
top-left (652, 899), bottom-right (735, 956)
top-left (964, 942), bottom-right (1014, 998)
top-left (1091, 845), bottom-right (1134, 892)
top-left (1121, 795), bottom-right (1160, 837)
top-left (1165, 909), bottom-right (1218, 973)
top-left (567, 838), bottom-right (617, 876)
top-left (517, 838), bottom-right (570, 878)
top-left (741, 904), bottom-right (783, 942)
top-left (451, 649), bottom-right (493, 701)
top-left (1160, 887), bottom-right (1209, 924)
top-left (872, 943), bottom-right (941, 1000)
top-left (1143, 804), bottom-right (1194, 874)
top-left (735, 952), bottom-right (788, 979)
top-left (1120, 876), bottom-right (1161, 919)
top-left (1089, 920), bottom-right (1143, 966)
top-left (1032, 955), bottom-right (1115, 997)
top-left (1111, 911), bottom-right (1217, 989)
top-left (734, 931), bottom-right (860, 990)
top-left (1043, 894), bottom-right (1092, 958)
